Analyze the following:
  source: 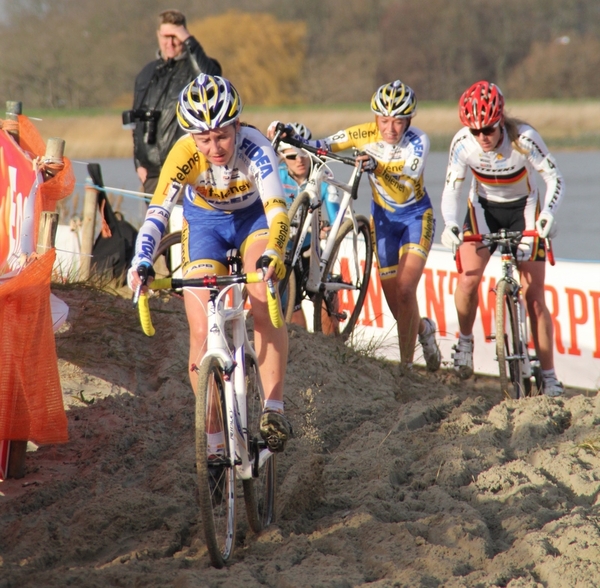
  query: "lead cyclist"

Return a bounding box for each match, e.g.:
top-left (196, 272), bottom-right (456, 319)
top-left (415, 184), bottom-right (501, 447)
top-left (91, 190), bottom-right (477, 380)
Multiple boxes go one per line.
top-left (271, 80), bottom-right (441, 375)
top-left (128, 74), bottom-right (292, 452)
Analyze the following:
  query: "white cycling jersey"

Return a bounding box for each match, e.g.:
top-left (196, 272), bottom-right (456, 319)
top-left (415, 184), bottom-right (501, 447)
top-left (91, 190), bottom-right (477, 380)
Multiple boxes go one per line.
top-left (441, 124), bottom-right (564, 226)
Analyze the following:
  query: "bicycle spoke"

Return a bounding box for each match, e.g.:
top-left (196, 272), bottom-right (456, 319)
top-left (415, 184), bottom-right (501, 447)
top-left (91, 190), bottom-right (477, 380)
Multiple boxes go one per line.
top-left (314, 215), bottom-right (373, 339)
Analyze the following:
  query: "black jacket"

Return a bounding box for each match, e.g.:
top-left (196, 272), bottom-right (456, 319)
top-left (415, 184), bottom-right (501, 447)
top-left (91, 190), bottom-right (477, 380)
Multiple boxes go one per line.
top-left (132, 36), bottom-right (221, 178)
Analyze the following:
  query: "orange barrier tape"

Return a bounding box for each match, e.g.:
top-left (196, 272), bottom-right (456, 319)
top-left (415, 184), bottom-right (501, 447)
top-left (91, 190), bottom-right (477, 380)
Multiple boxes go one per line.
top-left (0, 250), bottom-right (68, 444)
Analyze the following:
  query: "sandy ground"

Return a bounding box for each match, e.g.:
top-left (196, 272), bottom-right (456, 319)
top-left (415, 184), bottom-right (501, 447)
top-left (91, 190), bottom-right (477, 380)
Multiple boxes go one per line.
top-left (1, 284), bottom-right (599, 587)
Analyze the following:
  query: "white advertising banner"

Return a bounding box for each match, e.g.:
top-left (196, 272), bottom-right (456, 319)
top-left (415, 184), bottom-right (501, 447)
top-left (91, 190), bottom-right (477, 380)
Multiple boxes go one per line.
top-left (324, 242), bottom-right (600, 392)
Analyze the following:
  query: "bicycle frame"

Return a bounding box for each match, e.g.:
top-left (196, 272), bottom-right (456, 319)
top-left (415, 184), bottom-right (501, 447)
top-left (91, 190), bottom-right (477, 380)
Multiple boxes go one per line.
top-left (136, 268), bottom-right (276, 479)
top-left (459, 228), bottom-right (554, 393)
top-left (288, 153), bottom-right (363, 296)
top-left (202, 280), bottom-right (271, 480)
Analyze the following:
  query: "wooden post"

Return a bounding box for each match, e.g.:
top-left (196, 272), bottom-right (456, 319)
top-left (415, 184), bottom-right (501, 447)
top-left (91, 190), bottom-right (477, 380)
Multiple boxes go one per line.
top-left (6, 441), bottom-right (27, 479)
top-left (37, 212), bottom-right (59, 255)
top-left (43, 137), bottom-right (66, 182)
top-left (79, 183), bottom-right (98, 281)
top-left (5, 100), bottom-right (22, 142)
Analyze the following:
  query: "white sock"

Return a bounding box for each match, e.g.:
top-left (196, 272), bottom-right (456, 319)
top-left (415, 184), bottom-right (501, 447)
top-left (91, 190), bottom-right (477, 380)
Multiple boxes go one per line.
top-left (459, 332), bottom-right (474, 342)
top-left (264, 400), bottom-right (284, 414)
top-left (542, 369), bottom-right (558, 381)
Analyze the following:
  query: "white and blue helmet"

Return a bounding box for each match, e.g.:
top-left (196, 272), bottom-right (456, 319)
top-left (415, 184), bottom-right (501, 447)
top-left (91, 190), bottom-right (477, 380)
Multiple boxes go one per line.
top-left (177, 74), bottom-right (243, 133)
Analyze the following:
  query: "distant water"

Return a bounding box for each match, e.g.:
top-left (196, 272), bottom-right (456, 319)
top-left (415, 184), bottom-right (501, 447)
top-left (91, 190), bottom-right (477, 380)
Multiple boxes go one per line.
top-left (70, 151), bottom-right (600, 262)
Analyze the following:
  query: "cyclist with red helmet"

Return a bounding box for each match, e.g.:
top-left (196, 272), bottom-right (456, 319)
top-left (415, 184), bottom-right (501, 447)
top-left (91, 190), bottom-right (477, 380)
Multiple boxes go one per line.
top-left (440, 81), bottom-right (565, 396)
top-left (129, 74), bottom-right (292, 451)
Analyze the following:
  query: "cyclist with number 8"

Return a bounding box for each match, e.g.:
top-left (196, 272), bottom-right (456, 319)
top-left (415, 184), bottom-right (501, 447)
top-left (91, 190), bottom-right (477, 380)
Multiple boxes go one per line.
top-left (128, 74), bottom-right (292, 451)
top-left (274, 80), bottom-right (441, 374)
top-left (440, 80), bottom-right (565, 396)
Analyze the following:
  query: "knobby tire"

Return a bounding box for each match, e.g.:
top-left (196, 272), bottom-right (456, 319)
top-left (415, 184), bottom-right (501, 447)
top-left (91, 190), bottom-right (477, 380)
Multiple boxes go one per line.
top-left (279, 192), bottom-right (311, 315)
top-left (495, 280), bottom-right (526, 399)
top-left (196, 356), bottom-right (236, 568)
top-left (313, 215), bottom-right (373, 339)
top-left (242, 354), bottom-right (277, 532)
top-left (153, 230), bottom-right (183, 280)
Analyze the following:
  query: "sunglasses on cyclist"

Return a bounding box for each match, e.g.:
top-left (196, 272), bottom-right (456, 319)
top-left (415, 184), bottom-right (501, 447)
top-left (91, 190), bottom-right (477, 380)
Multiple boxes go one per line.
top-left (284, 153), bottom-right (298, 160)
top-left (469, 125), bottom-right (499, 137)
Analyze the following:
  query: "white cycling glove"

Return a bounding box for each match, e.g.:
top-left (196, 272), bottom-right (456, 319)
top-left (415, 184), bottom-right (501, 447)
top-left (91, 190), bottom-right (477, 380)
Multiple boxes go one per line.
top-left (127, 261), bottom-right (152, 292)
top-left (536, 210), bottom-right (557, 239)
top-left (441, 223), bottom-right (463, 252)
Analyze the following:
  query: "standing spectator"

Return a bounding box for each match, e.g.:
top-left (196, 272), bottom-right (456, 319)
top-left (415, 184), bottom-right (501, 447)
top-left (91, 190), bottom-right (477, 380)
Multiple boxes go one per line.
top-left (126, 9), bottom-right (221, 194)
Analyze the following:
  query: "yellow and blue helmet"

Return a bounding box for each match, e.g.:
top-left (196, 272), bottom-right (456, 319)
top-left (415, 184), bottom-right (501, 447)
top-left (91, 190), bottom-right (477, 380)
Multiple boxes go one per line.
top-left (370, 80), bottom-right (417, 118)
top-left (176, 74), bottom-right (243, 133)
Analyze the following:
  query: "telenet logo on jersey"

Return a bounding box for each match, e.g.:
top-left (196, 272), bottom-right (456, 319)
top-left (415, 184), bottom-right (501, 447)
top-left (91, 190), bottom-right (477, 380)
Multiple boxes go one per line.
top-left (241, 138), bottom-right (274, 179)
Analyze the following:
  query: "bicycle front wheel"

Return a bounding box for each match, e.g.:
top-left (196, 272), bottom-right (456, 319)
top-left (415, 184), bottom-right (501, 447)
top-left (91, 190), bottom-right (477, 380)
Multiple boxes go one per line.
top-left (279, 192), bottom-right (311, 309)
top-left (196, 356), bottom-right (236, 568)
top-left (153, 230), bottom-right (183, 280)
top-left (496, 280), bottom-right (526, 399)
top-left (313, 215), bottom-right (373, 339)
top-left (242, 354), bottom-right (277, 533)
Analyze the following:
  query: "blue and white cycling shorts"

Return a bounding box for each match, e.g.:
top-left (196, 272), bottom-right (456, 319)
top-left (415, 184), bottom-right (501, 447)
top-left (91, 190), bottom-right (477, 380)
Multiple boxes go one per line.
top-left (181, 199), bottom-right (269, 277)
top-left (371, 196), bottom-right (435, 280)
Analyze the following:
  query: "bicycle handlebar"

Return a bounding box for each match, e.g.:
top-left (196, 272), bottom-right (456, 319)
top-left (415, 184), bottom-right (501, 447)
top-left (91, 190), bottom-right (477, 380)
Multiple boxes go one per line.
top-left (137, 272), bottom-right (283, 337)
top-left (271, 123), bottom-right (364, 200)
top-left (454, 229), bottom-right (555, 273)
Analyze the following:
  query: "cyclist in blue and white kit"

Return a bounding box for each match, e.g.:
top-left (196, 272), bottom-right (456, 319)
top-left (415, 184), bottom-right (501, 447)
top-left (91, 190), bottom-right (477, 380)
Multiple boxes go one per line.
top-left (276, 122), bottom-right (341, 330)
top-left (128, 75), bottom-right (292, 451)
top-left (440, 81), bottom-right (565, 396)
top-left (275, 81), bottom-right (441, 373)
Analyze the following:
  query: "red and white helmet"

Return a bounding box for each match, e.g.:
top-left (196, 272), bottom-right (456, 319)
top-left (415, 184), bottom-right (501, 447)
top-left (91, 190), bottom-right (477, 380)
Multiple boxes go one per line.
top-left (458, 81), bottom-right (504, 129)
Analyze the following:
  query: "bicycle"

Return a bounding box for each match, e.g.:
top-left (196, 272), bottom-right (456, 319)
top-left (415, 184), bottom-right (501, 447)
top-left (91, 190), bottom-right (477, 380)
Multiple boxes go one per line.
top-left (455, 229), bottom-right (555, 399)
top-left (271, 124), bottom-right (373, 339)
top-left (134, 254), bottom-right (283, 568)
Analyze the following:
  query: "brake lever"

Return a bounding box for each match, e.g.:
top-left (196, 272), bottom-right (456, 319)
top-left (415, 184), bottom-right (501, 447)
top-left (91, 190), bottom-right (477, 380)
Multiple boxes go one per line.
top-left (132, 264), bottom-right (150, 307)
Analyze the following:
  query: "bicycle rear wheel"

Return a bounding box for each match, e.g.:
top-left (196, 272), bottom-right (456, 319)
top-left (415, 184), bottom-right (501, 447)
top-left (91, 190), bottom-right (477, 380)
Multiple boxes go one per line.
top-left (313, 215), bottom-right (373, 339)
top-left (279, 192), bottom-right (311, 311)
top-left (496, 280), bottom-right (526, 399)
top-left (242, 354), bottom-right (277, 533)
top-left (196, 356), bottom-right (236, 568)
top-left (153, 231), bottom-right (183, 280)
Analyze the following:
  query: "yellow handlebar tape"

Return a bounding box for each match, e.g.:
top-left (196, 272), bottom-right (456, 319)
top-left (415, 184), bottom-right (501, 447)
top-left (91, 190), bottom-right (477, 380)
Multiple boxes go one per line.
top-left (138, 293), bottom-right (156, 337)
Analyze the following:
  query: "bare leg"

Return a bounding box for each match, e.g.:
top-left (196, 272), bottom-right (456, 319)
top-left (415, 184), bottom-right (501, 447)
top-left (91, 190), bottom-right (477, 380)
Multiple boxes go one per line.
top-left (518, 260), bottom-right (554, 370)
top-left (380, 252), bottom-right (427, 366)
top-left (184, 284), bottom-right (212, 395)
top-left (454, 241), bottom-right (491, 336)
top-left (243, 239), bottom-right (288, 403)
